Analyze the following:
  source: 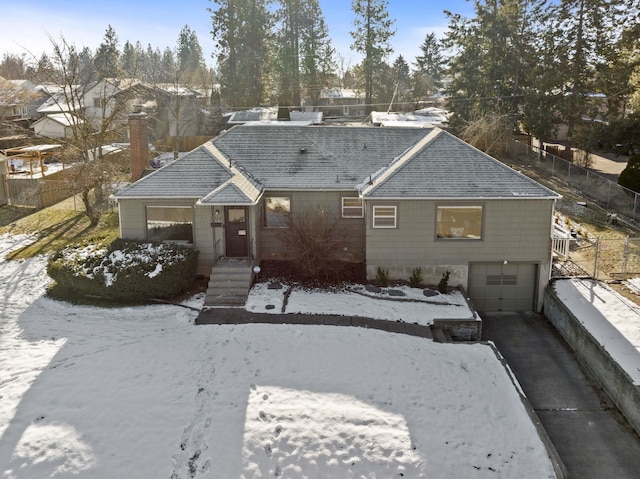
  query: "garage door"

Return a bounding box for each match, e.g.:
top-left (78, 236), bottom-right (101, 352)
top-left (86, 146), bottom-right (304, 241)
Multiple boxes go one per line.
top-left (468, 262), bottom-right (537, 312)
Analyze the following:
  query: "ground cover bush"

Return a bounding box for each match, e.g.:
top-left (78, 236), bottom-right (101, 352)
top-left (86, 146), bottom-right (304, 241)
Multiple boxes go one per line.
top-left (47, 238), bottom-right (198, 303)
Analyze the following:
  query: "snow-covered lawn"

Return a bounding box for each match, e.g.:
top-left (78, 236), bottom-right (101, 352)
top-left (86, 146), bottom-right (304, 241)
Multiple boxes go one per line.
top-left (0, 234), bottom-right (556, 478)
top-left (245, 282), bottom-right (474, 325)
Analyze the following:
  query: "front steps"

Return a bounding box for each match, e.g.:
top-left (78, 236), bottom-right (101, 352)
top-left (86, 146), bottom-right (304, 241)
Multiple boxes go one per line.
top-left (204, 259), bottom-right (254, 306)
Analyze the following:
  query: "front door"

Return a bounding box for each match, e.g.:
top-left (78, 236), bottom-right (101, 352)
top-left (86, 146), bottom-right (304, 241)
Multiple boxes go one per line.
top-left (225, 206), bottom-right (249, 257)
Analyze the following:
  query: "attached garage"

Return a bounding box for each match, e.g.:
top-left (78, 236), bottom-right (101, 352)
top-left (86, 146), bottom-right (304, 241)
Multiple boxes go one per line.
top-left (468, 262), bottom-right (538, 312)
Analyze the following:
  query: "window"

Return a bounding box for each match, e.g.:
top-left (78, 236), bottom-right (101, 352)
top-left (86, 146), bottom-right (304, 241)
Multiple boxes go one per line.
top-left (436, 206), bottom-right (483, 239)
top-left (21, 107), bottom-right (28, 116)
top-left (373, 206), bottom-right (397, 228)
top-left (342, 197), bottom-right (363, 218)
top-left (264, 197), bottom-right (291, 228)
top-left (146, 206), bottom-right (193, 243)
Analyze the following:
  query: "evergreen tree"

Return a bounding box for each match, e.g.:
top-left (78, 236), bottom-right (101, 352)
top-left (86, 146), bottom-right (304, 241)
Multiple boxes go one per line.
top-left (350, 0), bottom-right (395, 114)
top-left (391, 55), bottom-right (411, 111)
top-left (121, 40), bottom-right (138, 77)
top-left (544, 0), bottom-right (627, 136)
top-left (210, 0), bottom-right (273, 108)
top-left (412, 32), bottom-right (445, 102)
top-left (443, 0), bottom-right (545, 133)
top-left (94, 25), bottom-right (121, 79)
top-left (176, 25), bottom-right (205, 84)
top-left (273, 0), bottom-right (335, 107)
top-left (160, 47), bottom-right (177, 82)
top-left (299, 0), bottom-right (336, 106)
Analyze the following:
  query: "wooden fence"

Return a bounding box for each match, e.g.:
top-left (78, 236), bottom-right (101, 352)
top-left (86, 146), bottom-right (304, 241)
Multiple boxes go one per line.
top-left (4, 167), bottom-right (76, 209)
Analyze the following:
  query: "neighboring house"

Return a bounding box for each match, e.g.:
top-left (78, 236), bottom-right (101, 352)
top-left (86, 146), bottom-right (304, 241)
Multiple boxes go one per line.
top-left (0, 77), bottom-right (47, 126)
top-left (370, 108), bottom-right (450, 128)
top-left (314, 89), bottom-right (366, 118)
top-left (31, 113), bottom-right (84, 139)
top-left (227, 107), bottom-right (323, 126)
top-left (114, 125), bottom-right (560, 312)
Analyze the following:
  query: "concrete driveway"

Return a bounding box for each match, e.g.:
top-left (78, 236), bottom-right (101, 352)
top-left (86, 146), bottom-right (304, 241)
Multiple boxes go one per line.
top-left (482, 311), bottom-right (640, 479)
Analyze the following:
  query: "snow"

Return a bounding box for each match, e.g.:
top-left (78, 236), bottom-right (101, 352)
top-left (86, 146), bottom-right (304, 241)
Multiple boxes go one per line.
top-left (553, 278), bottom-right (640, 385)
top-left (245, 283), bottom-right (474, 325)
top-left (0, 233), bottom-right (556, 478)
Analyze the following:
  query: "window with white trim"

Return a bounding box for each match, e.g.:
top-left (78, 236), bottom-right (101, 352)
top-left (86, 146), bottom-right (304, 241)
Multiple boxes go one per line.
top-left (373, 206), bottom-right (397, 228)
top-left (436, 205), bottom-right (483, 239)
top-left (342, 197), bottom-right (363, 218)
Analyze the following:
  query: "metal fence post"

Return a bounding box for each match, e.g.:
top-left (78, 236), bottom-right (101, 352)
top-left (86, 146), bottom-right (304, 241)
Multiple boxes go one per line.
top-left (622, 236), bottom-right (629, 281)
top-left (594, 237), bottom-right (600, 280)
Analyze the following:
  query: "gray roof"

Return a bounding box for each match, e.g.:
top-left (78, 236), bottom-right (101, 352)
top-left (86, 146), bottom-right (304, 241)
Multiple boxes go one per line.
top-left (115, 146), bottom-right (232, 198)
top-left (212, 125), bottom-right (429, 190)
top-left (114, 125), bottom-right (559, 202)
top-left (199, 182), bottom-right (256, 205)
top-left (361, 130), bottom-right (560, 199)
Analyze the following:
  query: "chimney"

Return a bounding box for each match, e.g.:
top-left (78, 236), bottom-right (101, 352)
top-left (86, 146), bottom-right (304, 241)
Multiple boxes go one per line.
top-left (128, 109), bottom-right (149, 182)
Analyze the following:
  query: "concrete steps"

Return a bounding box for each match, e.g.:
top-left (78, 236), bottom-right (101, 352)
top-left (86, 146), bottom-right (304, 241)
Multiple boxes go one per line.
top-left (431, 327), bottom-right (453, 343)
top-left (204, 263), bottom-right (253, 306)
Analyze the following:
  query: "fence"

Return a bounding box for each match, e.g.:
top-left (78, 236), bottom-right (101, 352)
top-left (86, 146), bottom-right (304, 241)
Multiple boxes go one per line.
top-left (4, 168), bottom-right (76, 209)
top-left (508, 140), bottom-right (640, 222)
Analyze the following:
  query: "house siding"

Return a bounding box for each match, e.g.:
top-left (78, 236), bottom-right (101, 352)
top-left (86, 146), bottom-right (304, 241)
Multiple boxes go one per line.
top-left (259, 190), bottom-right (365, 261)
top-left (365, 198), bottom-right (554, 309)
top-left (118, 198), bottom-right (214, 275)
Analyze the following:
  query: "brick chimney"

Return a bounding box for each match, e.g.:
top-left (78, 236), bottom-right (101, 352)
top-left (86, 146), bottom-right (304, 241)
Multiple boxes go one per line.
top-left (128, 108), bottom-right (149, 182)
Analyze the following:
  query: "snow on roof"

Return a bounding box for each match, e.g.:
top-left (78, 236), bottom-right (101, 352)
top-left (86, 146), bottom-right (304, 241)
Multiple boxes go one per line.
top-left (370, 109), bottom-right (450, 127)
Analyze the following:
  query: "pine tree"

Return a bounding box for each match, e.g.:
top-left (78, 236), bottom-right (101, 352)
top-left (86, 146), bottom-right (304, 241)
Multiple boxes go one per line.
top-left (412, 32), bottom-right (445, 102)
top-left (94, 25), bottom-right (121, 79)
top-left (350, 0), bottom-right (395, 114)
top-left (210, 0), bottom-right (273, 108)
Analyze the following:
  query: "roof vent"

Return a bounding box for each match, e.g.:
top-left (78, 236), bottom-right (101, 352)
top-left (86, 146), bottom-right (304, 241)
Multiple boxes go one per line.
top-left (300, 147), bottom-right (306, 153)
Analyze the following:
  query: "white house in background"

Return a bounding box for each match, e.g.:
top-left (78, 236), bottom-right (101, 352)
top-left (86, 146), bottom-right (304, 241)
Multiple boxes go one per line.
top-left (32, 112), bottom-right (84, 139)
top-left (370, 108), bottom-right (450, 128)
top-left (315, 89), bottom-right (366, 117)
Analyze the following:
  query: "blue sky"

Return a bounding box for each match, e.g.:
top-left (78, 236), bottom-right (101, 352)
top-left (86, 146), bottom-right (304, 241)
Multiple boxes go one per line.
top-left (2, 1), bottom-right (474, 67)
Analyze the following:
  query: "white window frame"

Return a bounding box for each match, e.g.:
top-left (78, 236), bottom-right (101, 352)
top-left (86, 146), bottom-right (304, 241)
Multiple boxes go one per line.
top-left (372, 206), bottom-right (397, 228)
top-left (342, 197), bottom-right (364, 218)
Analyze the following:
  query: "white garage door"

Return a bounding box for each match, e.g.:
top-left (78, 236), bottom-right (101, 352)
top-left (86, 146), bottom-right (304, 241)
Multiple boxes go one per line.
top-left (468, 262), bottom-right (537, 312)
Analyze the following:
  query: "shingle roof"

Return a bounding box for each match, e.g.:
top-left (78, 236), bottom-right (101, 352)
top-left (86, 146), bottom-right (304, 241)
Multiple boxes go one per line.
top-left (211, 125), bottom-right (429, 190)
top-left (361, 129), bottom-right (559, 199)
top-left (114, 125), bottom-right (559, 202)
top-left (199, 182), bottom-right (256, 204)
top-left (114, 146), bottom-right (233, 198)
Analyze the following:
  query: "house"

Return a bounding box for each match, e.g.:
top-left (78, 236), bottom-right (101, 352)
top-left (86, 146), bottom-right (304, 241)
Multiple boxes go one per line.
top-left (0, 77), bottom-right (48, 127)
top-left (370, 108), bottom-right (450, 128)
top-left (226, 107), bottom-right (323, 126)
top-left (113, 125), bottom-right (560, 312)
top-left (31, 112), bottom-right (84, 139)
top-left (314, 89), bottom-right (366, 118)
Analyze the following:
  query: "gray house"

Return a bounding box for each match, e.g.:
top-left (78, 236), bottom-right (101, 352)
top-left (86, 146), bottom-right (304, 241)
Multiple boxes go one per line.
top-left (113, 125), bottom-right (560, 311)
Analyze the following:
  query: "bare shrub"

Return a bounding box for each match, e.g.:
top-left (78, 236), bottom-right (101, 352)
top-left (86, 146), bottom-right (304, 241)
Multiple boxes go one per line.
top-left (277, 208), bottom-right (349, 281)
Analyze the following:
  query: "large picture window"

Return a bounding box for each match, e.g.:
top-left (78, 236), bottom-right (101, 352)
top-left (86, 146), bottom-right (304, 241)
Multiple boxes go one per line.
top-left (146, 206), bottom-right (193, 243)
top-left (342, 197), bottom-right (364, 218)
top-left (436, 206), bottom-right (483, 239)
top-left (372, 206), bottom-right (397, 228)
top-left (264, 196), bottom-right (291, 228)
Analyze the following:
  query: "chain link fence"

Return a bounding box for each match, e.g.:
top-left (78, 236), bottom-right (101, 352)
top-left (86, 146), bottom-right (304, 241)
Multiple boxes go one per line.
top-left (508, 140), bottom-right (640, 222)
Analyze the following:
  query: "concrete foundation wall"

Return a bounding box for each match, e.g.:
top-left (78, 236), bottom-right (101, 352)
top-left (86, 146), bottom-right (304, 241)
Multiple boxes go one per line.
top-left (544, 286), bottom-right (640, 436)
